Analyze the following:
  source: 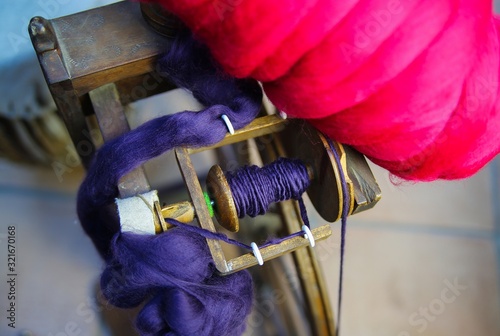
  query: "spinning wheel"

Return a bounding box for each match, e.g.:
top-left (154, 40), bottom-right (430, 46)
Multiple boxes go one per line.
top-left (29, 2), bottom-right (381, 335)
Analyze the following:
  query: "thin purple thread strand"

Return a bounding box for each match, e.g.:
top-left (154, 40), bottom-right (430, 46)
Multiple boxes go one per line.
top-left (327, 138), bottom-right (350, 336)
top-left (166, 214), bottom-right (306, 251)
top-left (166, 218), bottom-right (251, 250)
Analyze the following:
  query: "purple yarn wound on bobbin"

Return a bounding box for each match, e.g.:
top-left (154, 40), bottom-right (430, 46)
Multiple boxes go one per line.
top-left (226, 158), bottom-right (311, 218)
top-left (77, 30), bottom-right (262, 336)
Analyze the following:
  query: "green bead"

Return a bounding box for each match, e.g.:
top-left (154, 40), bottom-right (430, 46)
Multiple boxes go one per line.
top-left (203, 192), bottom-right (214, 217)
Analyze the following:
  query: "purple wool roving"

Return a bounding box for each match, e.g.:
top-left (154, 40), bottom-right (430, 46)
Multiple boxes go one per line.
top-left (77, 29), bottom-right (262, 336)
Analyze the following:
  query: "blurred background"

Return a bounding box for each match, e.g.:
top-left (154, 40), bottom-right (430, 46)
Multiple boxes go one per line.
top-left (0, 1), bottom-right (499, 335)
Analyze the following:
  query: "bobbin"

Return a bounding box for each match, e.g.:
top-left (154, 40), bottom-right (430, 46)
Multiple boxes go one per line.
top-left (141, 117), bottom-right (381, 237)
top-left (206, 160), bottom-right (311, 232)
top-left (152, 158), bottom-right (308, 233)
top-left (170, 115), bottom-right (341, 275)
top-left (205, 119), bottom-right (382, 231)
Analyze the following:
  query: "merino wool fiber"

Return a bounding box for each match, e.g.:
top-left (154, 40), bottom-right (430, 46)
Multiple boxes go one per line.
top-left (148, 0), bottom-right (500, 180)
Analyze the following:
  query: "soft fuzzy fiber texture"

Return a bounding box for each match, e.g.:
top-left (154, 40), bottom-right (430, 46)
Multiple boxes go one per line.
top-left (77, 31), bottom-right (262, 336)
top-left (146, 0), bottom-right (500, 180)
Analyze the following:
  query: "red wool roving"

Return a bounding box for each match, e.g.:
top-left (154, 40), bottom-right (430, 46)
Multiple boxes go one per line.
top-left (148, 0), bottom-right (500, 181)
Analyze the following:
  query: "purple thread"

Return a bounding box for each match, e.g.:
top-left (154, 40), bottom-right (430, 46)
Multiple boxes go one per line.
top-left (326, 138), bottom-right (350, 336)
top-left (166, 218), bottom-right (251, 250)
top-left (167, 215), bottom-right (306, 251)
top-left (77, 30), bottom-right (261, 336)
top-left (297, 197), bottom-right (311, 228)
top-left (226, 158), bottom-right (310, 218)
top-left (224, 157), bottom-right (312, 248)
